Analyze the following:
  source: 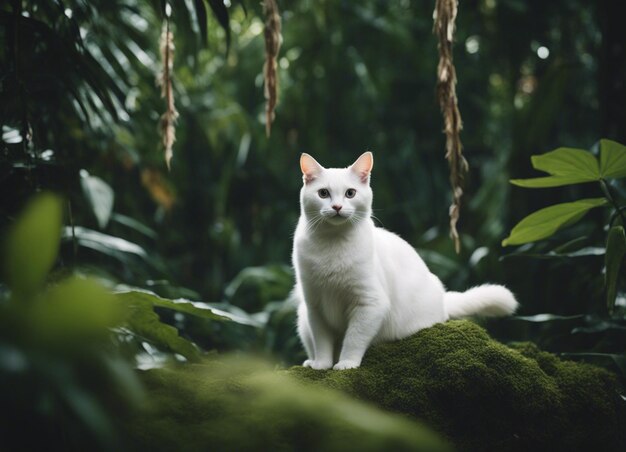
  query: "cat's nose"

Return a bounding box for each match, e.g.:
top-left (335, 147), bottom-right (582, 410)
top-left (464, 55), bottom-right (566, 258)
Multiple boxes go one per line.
top-left (332, 204), bottom-right (342, 212)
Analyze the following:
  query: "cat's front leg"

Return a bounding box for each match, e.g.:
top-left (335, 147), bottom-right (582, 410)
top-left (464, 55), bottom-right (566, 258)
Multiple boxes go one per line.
top-left (302, 306), bottom-right (335, 370)
top-left (334, 293), bottom-right (389, 370)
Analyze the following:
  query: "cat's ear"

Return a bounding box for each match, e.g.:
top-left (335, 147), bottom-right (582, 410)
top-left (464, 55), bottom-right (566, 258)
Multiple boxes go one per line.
top-left (350, 151), bottom-right (373, 183)
top-left (300, 153), bottom-right (324, 183)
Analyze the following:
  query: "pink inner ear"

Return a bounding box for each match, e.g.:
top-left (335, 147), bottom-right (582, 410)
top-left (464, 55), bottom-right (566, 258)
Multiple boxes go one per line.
top-left (300, 154), bottom-right (323, 184)
top-left (351, 152), bottom-right (373, 183)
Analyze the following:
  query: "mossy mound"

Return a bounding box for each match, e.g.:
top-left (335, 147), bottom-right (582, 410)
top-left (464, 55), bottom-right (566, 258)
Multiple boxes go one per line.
top-left (124, 358), bottom-right (450, 452)
top-left (288, 320), bottom-right (626, 451)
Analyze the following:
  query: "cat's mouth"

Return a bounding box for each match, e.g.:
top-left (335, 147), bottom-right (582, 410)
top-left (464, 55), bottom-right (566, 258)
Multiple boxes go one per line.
top-left (324, 211), bottom-right (350, 224)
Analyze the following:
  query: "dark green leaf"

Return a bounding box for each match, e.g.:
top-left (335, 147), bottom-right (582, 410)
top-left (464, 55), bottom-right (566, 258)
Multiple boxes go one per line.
top-left (599, 139), bottom-right (626, 179)
top-left (110, 213), bottom-right (157, 239)
top-left (115, 289), bottom-right (255, 325)
top-left (502, 247), bottom-right (605, 260)
top-left (4, 193), bottom-right (63, 296)
top-left (207, 0), bottom-right (231, 51)
top-left (124, 300), bottom-right (201, 361)
top-left (502, 198), bottom-right (608, 246)
top-left (194, 0), bottom-right (208, 44)
top-left (605, 225), bottom-right (626, 314)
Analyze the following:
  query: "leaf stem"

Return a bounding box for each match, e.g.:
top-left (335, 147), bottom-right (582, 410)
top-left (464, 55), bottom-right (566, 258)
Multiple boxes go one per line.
top-left (600, 179), bottom-right (626, 226)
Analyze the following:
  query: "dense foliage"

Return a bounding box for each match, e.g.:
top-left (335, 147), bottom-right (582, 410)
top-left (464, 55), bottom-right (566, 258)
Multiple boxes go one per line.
top-left (1, 0), bottom-right (625, 449)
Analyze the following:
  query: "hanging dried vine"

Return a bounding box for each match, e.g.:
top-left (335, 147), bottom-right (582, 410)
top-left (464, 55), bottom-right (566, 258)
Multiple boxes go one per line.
top-left (433, 0), bottom-right (468, 253)
top-left (158, 12), bottom-right (179, 170)
top-left (263, 0), bottom-right (282, 137)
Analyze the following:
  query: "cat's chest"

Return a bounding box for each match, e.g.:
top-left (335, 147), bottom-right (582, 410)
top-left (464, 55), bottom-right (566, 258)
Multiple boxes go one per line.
top-left (296, 237), bottom-right (368, 283)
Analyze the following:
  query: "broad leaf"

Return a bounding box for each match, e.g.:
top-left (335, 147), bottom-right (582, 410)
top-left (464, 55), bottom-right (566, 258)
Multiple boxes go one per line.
top-left (510, 175), bottom-right (598, 188)
top-left (531, 147), bottom-right (600, 180)
top-left (600, 139), bottom-right (626, 179)
top-left (124, 301), bottom-right (201, 361)
top-left (4, 193), bottom-right (63, 296)
top-left (31, 277), bottom-right (121, 344)
top-left (605, 226), bottom-right (626, 314)
top-left (115, 290), bottom-right (237, 323)
top-left (502, 198), bottom-right (608, 246)
top-left (80, 170), bottom-right (114, 229)
top-left (502, 247), bottom-right (605, 260)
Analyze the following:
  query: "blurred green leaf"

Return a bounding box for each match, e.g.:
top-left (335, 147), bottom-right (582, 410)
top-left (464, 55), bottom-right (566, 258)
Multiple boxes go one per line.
top-left (207, 0), bottom-right (231, 51)
top-left (502, 198), bottom-right (608, 246)
top-left (514, 314), bottom-right (585, 322)
top-left (194, 0), bottom-right (208, 44)
top-left (30, 277), bottom-right (122, 344)
top-left (80, 170), bottom-right (115, 229)
top-left (605, 225), bottom-right (626, 314)
top-left (110, 213), bottom-right (157, 239)
top-left (225, 265), bottom-right (294, 312)
top-left (4, 193), bottom-right (63, 296)
top-left (531, 147), bottom-right (600, 179)
top-left (600, 139), bottom-right (626, 179)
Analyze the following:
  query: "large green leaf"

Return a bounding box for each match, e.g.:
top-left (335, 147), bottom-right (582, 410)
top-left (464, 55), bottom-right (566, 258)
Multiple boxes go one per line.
top-left (4, 193), bottom-right (63, 296)
top-left (531, 147), bottom-right (600, 179)
top-left (600, 139), bottom-right (626, 179)
top-left (510, 147), bottom-right (601, 188)
top-left (502, 198), bottom-right (608, 246)
top-left (30, 277), bottom-right (121, 345)
top-left (124, 301), bottom-right (201, 361)
top-left (510, 175), bottom-right (597, 188)
top-left (115, 290), bottom-right (237, 323)
top-left (605, 226), bottom-right (626, 314)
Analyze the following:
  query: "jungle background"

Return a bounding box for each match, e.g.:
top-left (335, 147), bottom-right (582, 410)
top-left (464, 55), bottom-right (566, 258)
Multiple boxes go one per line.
top-left (1, 0), bottom-right (625, 449)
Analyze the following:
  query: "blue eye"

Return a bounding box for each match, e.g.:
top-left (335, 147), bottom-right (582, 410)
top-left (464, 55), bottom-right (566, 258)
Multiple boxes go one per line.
top-left (318, 189), bottom-right (330, 198)
top-left (345, 189), bottom-right (356, 198)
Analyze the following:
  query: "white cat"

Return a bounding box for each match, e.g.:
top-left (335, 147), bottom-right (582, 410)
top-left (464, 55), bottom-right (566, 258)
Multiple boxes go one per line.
top-left (293, 152), bottom-right (518, 371)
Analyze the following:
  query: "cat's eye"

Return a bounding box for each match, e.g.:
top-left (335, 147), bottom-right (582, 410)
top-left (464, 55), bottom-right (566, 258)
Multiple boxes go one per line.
top-left (345, 188), bottom-right (356, 198)
top-left (318, 188), bottom-right (330, 198)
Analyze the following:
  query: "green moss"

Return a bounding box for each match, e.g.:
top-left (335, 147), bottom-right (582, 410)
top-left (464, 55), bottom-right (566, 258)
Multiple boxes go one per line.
top-left (124, 358), bottom-right (450, 452)
top-left (288, 320), bottom-right (626, 452)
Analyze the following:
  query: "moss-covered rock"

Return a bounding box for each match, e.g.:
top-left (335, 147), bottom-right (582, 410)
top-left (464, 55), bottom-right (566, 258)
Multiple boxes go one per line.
top-left (288, 320), bottom-right (626, 452)
top-left (124, 358), bottom-right (450, 452)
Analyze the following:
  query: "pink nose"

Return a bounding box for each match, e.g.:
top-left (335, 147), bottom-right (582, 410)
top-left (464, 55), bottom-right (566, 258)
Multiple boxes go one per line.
top-left (332, 205), bottom-right (342, 212)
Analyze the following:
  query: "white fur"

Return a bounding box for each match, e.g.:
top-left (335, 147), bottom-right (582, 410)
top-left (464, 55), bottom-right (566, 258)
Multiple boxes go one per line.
top-left (293, 152), bottom-right (518, 370)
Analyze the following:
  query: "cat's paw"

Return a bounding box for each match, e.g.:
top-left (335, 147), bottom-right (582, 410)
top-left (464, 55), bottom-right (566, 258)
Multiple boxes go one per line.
top-left (302, 359), bottom-right (333, 370)
top-left (333, 360), bottom-right (360, 370)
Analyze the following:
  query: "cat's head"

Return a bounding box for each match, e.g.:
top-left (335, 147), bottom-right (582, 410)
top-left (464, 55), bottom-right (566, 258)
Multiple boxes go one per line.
top-left (299, 152), bottom-right (373, 226)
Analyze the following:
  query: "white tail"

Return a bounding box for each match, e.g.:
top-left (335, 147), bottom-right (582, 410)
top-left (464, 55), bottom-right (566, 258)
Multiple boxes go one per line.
top-left (444, 284), bottom-right (518, 319)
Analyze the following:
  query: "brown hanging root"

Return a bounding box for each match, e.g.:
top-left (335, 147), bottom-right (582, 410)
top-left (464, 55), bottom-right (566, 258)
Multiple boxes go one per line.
top-left (433, 0), bottom-right (468, 253)
top-left (263, 0), bottom-right (282, 137)
top-left (158, 16), bottom-right (179, 170)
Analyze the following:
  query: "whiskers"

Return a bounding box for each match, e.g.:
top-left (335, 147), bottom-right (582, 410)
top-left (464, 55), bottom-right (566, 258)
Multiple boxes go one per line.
top-left (303, 212), bottom-right (325, 234)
